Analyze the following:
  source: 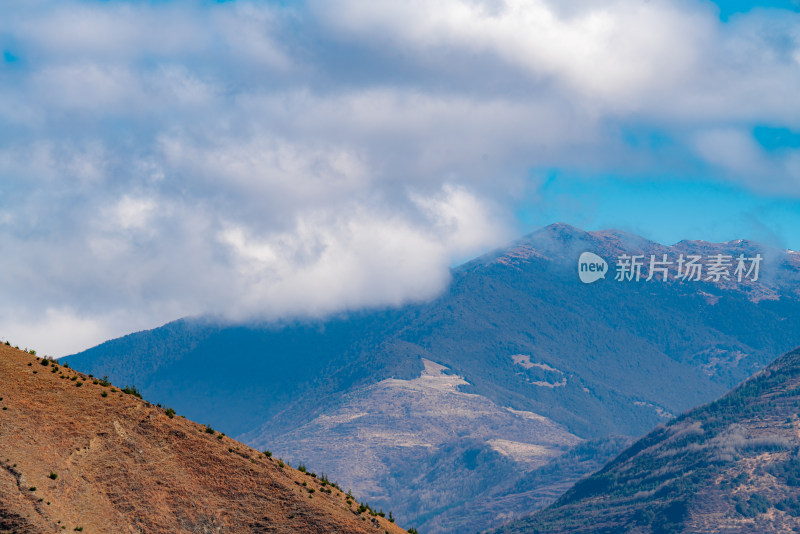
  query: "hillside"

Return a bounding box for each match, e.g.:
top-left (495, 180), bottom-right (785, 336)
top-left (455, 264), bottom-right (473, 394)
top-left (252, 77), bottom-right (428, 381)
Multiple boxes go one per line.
top-left (0, 343), bottom-right (406, 534)
top-left (264, 358), bottom-right (583, 524)
top-left (64, 223), bottom-right (800, 532)
top-left (494, 347), bottom-right (800, 534)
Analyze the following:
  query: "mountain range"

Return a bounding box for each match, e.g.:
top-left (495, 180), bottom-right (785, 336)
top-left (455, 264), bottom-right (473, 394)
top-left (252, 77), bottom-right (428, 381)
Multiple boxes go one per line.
top-left (65, 223), bottom-right (800, 532)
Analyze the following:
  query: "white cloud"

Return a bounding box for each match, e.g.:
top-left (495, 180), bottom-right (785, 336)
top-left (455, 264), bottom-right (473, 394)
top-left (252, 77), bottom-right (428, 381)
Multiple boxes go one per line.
top-left (109, 195), bottom-right (158, 231)
top-left (0, 0), bottom-right (799, 354)
top-left (412, 184), bottom-right (502, 258)
top-left (694, 128), bottom-right (800, 193)
top-left (694, 128), bottom-right (766, 175)
top-left (0, 308), bottom-right (140, 359)
top-left (215, 184), bottom-right (506, 320)
top-left (310, 0), bottom-right (707, 104)
top-left (159, 133), bottom-right (372, 214)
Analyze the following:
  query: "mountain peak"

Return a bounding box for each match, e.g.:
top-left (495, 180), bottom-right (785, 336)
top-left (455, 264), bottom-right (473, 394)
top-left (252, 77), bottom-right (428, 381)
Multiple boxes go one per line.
top-left (539, 222), bottom-right (586, 234)
top-left (530, 222), bottom-right (591, 244)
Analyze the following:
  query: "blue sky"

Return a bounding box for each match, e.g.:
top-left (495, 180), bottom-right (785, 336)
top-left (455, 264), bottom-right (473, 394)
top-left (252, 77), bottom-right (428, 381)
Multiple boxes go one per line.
top-left (713, 0), bottom-right (800, 19)
top-left (520, 175), bottom-right (800, 248)
top-left (1, 0), bottom-right (799, 355)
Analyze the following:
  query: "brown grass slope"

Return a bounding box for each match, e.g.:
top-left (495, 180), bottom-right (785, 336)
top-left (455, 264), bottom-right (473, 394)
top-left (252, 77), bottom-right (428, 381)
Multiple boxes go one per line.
top-left (493, 347), bottom-right (800, 534)
top-left (0, 344), bottom-right (407, 534)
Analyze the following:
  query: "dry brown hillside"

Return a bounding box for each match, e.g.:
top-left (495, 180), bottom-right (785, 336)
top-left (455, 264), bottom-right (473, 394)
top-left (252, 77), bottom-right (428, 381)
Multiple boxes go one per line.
top-left (0, 343), bottom-right (408, 534)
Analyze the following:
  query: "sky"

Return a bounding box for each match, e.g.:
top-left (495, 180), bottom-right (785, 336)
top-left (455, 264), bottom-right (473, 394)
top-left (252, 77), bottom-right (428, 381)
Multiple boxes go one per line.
top-left (1, 0), bottom-right (799, 356)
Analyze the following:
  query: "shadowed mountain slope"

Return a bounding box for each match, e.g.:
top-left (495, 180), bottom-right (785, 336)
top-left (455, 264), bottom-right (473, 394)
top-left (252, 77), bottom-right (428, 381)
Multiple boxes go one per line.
top-left (494, 347), bottom-right (800, 534)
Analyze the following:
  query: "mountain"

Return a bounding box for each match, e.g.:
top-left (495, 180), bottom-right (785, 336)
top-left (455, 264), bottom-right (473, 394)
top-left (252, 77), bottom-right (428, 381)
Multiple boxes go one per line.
top-left (64, 223), bottom-right (800, 532)
top-left (0, 343), bottom-right (405, 534)
top-left (494, 346), bottom-right (800, 534)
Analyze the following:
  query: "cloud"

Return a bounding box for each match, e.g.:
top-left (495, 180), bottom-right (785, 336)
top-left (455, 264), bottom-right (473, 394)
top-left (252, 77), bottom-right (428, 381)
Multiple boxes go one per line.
top-left (309, 0), bottom-right (706, 103)
top-left (1, 307), bottom-right (124, 358)
top-left (695, 129), bottom-right (767, 175)
top-left (0, 0), bottom-right (799, 354)
top-left (694, 128), bottom-right (800, 192)
top-left (216, 184), bottom-right (501, 320)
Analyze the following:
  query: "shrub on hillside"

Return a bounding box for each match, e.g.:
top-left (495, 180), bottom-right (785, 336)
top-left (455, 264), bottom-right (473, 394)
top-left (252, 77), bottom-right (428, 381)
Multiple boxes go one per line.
top-left (121, 385), bottom-right (142, 398)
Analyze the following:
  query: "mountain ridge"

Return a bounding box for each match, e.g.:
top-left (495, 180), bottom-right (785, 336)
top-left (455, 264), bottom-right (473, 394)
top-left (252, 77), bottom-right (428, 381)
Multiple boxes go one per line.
top-left (64, 223), bottom-right (800, 532)
top-left (493, 346), bottom-right (800, 533)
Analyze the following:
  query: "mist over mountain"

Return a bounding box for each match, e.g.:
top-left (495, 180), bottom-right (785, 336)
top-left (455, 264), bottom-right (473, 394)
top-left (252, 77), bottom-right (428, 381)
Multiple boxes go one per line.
top-left (65, 223), bottom-right (800, 532)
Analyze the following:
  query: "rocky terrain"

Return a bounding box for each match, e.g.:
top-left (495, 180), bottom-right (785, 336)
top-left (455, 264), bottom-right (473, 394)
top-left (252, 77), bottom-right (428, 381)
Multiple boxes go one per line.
top-left (259, 359), bottom-right (580, 521)
top-left (0, 343), bottom-right (407, 534)
top-left (494, 347), bottom-right (800, 533)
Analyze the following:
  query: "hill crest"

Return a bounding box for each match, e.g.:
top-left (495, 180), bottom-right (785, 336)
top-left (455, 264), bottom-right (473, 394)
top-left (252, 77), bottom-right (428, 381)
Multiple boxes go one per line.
top-left (0, 343), bottom-right (407, 534)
